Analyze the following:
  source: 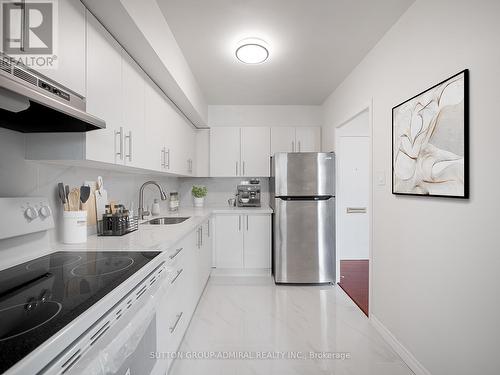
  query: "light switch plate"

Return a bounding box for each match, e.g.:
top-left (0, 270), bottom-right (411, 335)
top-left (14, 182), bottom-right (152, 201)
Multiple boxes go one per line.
top-left (376, 171), bottom-right (386, 186)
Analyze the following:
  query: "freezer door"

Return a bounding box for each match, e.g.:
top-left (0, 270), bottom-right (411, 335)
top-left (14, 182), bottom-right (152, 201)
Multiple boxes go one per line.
top-left (273, 197), bottom-right (335, 284)
top-left (272, 152), bottom-right (335, 197)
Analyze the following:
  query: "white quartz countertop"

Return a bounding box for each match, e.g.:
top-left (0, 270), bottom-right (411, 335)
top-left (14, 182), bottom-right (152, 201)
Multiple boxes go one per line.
top-left (56, 205), bottom-right (272, 252)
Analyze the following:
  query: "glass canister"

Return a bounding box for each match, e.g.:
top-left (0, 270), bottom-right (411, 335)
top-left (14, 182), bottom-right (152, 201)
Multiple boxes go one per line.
top-left (169, 192), bottom-right (179, 211)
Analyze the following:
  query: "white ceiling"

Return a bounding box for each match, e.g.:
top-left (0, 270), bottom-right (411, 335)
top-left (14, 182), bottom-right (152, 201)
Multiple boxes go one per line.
top-left (157, 0), bottom-right (414, 105)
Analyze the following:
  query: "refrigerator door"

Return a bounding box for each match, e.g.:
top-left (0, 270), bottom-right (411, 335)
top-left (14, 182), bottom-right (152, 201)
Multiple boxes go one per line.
top-left (272, 152), bottom-right (335, 197)
top-left (273, 197), bottom-right (335, 284)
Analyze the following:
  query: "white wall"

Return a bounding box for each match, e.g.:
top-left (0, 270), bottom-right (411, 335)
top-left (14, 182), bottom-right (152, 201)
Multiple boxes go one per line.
top-left (208, 105), bottom-right (322, 127)
top-left (322, 1), bottom-right (500, 374)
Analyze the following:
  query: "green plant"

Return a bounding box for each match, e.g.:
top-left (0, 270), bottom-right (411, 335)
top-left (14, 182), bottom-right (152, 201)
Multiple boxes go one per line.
top-left (191, 185), bottom-right (208, 198)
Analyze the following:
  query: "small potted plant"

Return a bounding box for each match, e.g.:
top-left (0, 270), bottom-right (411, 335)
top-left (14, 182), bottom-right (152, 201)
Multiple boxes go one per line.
top-left (191, 185), bottom-right (208, 207)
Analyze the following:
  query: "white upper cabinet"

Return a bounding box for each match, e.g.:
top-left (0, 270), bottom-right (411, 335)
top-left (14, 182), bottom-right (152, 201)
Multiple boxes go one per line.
top-left (41, 0), bottom-right (86, 96)
top-left (144, 78), bottom-right (168, 172)
top-left (240, 127), bottom-right (270, 177)
top-left (85, 11), bottom-right (123, 165)
top-left (295, 127), bottom-right (321, 152)
top-left (270, 127), bottom-right (296, 154)
top-left (210, 127), bottom-right (271, 177)
top-left (210, 127), bottom-right (241, 177)
top-left (271, 127), bottom-right (321, 155)
top-left (121, 52), bottom-right (146, 169)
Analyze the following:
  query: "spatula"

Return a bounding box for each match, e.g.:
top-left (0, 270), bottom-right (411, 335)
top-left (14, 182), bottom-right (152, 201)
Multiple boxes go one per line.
top-left (58, 183), bottom-right (66, 210)
top-left (79, 185), bottom-right (91, 210)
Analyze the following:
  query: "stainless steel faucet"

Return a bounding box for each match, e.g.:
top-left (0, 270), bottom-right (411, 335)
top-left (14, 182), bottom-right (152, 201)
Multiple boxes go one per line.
top-left (138, 181), bottom-right (167, 219)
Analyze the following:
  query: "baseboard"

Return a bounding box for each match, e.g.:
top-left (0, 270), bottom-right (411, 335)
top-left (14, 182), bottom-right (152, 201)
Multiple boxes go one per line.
top-left (370, 315), bottom-right (431, 375)
top-left (210, 268), bottom-right (271, 277)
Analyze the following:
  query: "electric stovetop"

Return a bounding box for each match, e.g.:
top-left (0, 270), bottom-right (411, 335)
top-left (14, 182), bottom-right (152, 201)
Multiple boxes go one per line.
top-left (0, 251), bottom-right (160, 374)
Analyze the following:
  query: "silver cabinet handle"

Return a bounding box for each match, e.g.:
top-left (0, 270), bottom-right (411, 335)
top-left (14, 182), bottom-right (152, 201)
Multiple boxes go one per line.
top-left (207, 220), bottom-right (210, 237)
top-left (246, 215), bottom-right (249, 231)
top-left (242, 161), bottom-right (245, 176)
top-left (238, 215), bottom-right (241, 231)
top-left (169, 312), bottom-right (183, 333)
top-left (235, 161), bottom-right (238, 176)
top-left (170, 268), bottom-right (184, 284)
top-left (125, 130), bottom-right (132, 162)
top-left (169, 247), bottom-right (183, 260)
top-left (292, 141), bottom-right (295, 152)
top-left (161, 147), bottom-right (166, 168)
top-left (166, 149), bottom-right (170, 169)
top-left (298, 141), bottom-right (301, 152)
top-left (115, 127), bottom-right (124, 160)
top-left (346, 207), bottom-right (367, 214)
top-left (200, 226), bottom-right (203, 247)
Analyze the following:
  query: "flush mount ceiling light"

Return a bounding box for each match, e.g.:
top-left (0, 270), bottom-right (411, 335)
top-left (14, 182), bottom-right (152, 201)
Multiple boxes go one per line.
top-left (235, 38), bottom-right (269, 64)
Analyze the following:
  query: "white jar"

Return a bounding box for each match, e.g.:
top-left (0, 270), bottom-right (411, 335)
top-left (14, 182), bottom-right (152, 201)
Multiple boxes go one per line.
top-left (62, 211), bottom-right (87, 244)
top-left (193, 197), bottom-right (204, 207)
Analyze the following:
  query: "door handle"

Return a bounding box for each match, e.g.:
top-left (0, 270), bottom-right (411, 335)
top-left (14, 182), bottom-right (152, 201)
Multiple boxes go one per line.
top-left (169, 312), bottom-right (183, 333)
top-left (115, 127), bottom-right (124, 160)
top-left (170, 268), bottom-right (184, 284)
top-left (125, 131), bottom-right (132, 162)
top-left (169, 247), bottom-right (183, 260)
top-left (346, 207), bottom-right (367, 214)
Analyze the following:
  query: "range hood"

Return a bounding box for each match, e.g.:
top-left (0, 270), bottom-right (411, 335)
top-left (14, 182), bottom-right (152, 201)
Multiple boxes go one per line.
top-left (0, 58), bottom-right (105, 132)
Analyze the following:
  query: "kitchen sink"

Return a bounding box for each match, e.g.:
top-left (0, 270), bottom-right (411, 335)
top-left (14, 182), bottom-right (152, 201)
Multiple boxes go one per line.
top-left (142, 217), bottom-right (190, 225)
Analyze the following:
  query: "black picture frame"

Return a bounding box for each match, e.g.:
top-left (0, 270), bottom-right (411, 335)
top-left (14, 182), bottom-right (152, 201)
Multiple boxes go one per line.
top-left (391, 69), bottom-right (469, 199)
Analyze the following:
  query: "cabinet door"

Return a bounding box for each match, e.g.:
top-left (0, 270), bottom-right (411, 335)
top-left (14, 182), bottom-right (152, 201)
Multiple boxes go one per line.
top-left (43, 0), bottom-right (86, 96)
top-left (210, 127), bottom-right (241, 177)
top-left (121, 52), bottom-right (146, 169)
top-left (215, 215), bottom-right (244, 268)
top-left (271, 127), bottom-right (296, 155)
top-left (296, 127), bottom-right (321, 152)
top-left (144, 78), bottom-right (168, 172)
top-left (244, 215), bottom-right (271, 268)
top-left (241, 127), bottom-right (270, 177)
top-left (85, 11), bottom-right (123, 164)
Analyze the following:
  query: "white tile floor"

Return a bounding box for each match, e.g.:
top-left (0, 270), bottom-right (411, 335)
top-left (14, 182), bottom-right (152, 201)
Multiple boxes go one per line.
top-left (170, 276), bottom-right (414, 375)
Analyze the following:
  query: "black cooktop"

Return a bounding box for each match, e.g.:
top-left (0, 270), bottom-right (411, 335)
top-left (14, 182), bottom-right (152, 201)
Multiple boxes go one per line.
top-left (0, 251), bottom-right (160, 374)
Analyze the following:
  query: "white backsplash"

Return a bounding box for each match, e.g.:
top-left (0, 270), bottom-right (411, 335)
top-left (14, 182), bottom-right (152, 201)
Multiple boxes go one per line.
top-left (0, 128), bottom-right (179, 244)
top-left (177, 177), bottom-right (270, 207)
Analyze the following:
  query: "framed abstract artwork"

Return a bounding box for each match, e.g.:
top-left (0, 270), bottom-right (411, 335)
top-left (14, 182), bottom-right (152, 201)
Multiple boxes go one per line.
top-left (392, 69), bottom-right (469, 198)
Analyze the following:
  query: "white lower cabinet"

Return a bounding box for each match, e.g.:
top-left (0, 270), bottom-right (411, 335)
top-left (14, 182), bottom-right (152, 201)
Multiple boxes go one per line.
top-left (214, 214), bottom-right (271, 269)
top-left (154, 218), bottom-right (212, 375)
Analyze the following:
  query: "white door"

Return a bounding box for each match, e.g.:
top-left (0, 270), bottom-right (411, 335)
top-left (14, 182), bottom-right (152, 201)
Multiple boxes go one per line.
top-left (241, 127), bottom-right (270, 177)
top-left (85, 11), bottom-right (123, 165)
top-left (270, 127), bottom-right (296, 155)
top-left (121, 52), bottom-right (146, 168)
top-left (296, 127), bottom-right (321, 152)
top-left (42, 0), bottom-right (86, 96)
top-left (338, 136), bottom-right (369, 261)
top-left (244, 215), bottom-right (271, 268)
top-left (215, 215), bottom-right (244, 268)
top-left (210, 127), bottom-right (241, 177)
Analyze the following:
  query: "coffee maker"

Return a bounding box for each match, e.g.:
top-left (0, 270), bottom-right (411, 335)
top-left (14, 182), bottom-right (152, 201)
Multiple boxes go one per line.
top-left (237, 184), bottom-right (261, 207)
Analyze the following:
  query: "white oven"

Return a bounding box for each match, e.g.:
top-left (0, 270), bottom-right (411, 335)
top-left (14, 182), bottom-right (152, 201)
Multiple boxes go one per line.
top-left (42, 263), bottom-right (166, 375)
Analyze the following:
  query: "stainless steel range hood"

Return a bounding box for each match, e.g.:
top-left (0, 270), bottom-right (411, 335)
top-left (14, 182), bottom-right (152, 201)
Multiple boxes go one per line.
top-left (0, 58), bottom-right (105, 132)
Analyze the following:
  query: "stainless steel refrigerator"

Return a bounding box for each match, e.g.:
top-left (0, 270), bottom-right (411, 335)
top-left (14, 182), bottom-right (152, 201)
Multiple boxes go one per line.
top-left (271, 152), bottom-right (335, 284)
